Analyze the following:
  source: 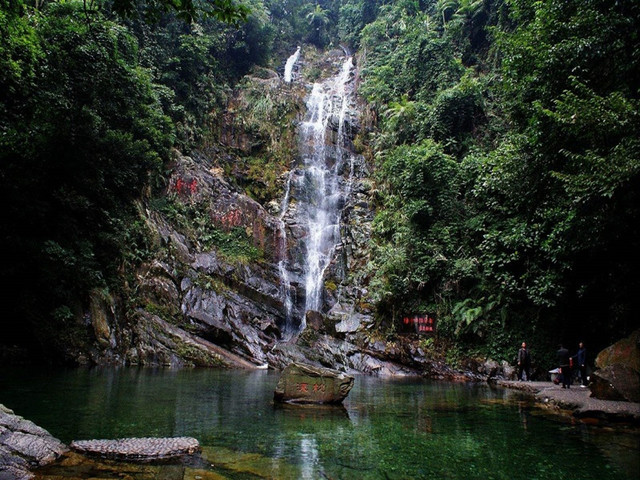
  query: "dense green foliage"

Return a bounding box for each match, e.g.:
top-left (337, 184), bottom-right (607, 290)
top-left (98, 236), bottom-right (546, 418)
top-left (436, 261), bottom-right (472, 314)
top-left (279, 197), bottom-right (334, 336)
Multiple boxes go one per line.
top-left (1, 0), bottom-right (638, 368)
top-left (110, 0), bottom-right (250, 24)
top-left (1, 0), bottom-right (170, 352)
top-left (353, 0), bottom-right (640, 362)
top-left (0, 0), bottom-right (276, 356)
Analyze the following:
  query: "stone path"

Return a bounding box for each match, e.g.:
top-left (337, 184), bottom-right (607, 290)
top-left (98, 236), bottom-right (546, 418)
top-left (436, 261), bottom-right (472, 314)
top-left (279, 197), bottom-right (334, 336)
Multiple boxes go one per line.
top-left (70, 436), bottom-right (200, 460)
top-left (496, 380), bottom-right (640, 423)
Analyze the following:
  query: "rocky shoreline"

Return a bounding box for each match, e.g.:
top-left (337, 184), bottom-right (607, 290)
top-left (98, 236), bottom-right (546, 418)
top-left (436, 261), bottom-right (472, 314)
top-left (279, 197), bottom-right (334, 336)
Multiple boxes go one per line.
top-left (0, 404), bottom-right (201, 480)
top-left (0, 404), bottom-right (67, 480)
top-left (494, 379), bottom-right (640, 425)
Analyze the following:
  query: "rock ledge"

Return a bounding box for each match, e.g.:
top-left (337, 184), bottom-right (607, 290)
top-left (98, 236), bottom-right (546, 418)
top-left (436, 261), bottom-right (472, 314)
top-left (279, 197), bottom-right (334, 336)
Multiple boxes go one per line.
top-left (0, 404), bottom-right (67, 480)
top-left (495, 380), bottom-right (640, 424)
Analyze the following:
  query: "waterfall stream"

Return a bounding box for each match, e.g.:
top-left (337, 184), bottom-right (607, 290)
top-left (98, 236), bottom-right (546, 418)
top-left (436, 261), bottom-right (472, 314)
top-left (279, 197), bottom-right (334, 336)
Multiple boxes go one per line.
top-left (279, 52), bottom-right (355, 333)
top-left (277, 171), bottom-right (294, 324)
top-left (284, 46), bottom-right (300, 83)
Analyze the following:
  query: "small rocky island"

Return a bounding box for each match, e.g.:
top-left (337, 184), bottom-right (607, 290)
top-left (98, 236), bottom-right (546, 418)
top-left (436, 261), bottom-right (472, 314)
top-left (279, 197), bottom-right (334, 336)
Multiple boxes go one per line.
top-left (274, 362), bottom-right (354, 404)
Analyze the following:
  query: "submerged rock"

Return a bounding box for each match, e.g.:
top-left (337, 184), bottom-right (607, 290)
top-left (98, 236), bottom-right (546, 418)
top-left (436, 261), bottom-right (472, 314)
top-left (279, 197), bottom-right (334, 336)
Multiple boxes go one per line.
top-left (274, 362), bottom-right (354, 404)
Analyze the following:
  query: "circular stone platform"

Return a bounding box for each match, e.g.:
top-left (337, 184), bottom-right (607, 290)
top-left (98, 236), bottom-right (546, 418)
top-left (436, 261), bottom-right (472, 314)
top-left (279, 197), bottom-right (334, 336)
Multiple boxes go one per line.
top-left (70, 436), bottom-right (200, 460)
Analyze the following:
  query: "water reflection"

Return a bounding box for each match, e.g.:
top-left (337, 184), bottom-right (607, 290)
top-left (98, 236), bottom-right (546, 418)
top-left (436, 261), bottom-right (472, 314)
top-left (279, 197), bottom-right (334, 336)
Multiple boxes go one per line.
top-left (0, 367), bottom-right (637, 479)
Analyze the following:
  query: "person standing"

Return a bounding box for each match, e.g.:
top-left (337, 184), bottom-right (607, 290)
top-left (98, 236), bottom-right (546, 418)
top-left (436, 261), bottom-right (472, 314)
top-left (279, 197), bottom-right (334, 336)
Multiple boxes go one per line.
top-left (517, 342), bottom-right (531, 381)
top-left (557, 344), bottom-right (571, 389)
top-left (572, 342), bottom-right (588, 387)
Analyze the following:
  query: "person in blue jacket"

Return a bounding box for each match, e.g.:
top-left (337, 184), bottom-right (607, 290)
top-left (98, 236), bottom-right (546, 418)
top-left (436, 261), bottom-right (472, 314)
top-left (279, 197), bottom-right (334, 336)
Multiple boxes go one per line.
top-left (572, 342), bottom-right (588, 387)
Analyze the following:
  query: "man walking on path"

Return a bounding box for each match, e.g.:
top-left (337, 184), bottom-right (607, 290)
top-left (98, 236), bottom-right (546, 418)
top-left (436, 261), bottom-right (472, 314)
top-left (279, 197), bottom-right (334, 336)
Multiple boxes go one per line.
top-left (572, 342), bottom-right (588, 387)
top-left (517, 342), bottom-right (531, 381)
top-left (557, 344), bottom-right (571, 389)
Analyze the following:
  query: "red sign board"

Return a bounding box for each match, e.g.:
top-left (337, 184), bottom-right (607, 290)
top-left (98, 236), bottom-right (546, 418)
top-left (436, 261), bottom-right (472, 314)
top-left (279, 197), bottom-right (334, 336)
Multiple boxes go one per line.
top-left (400, 315), bottom-right (436, 334)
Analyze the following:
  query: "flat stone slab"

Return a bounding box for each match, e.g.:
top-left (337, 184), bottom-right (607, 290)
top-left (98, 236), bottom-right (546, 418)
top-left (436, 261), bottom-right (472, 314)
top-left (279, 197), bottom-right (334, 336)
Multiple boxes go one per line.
top-left (495, 380), bottom-right (640, 424)
top-left (70, 436), bottom-right (200, 460)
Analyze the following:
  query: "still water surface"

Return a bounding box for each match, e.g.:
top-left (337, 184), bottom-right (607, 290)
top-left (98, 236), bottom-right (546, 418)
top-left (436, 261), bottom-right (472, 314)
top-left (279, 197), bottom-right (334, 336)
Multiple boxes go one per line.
top-left (1, 367), bottom-right (638, 479)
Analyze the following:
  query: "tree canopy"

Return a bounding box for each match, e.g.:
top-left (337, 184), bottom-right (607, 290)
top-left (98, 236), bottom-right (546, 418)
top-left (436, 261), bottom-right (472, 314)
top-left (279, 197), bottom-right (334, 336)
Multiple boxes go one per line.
top-left (1, 0), bottom-right (638, 365)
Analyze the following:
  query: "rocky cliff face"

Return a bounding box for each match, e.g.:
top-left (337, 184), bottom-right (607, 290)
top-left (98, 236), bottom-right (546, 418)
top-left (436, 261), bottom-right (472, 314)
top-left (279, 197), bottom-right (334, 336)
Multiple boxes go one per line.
top-left (65, 48), bottom-right (456, 377)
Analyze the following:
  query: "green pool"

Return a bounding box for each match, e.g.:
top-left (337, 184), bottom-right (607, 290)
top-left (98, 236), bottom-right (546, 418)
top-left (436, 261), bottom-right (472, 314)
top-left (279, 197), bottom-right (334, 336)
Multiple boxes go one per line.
top-left (1, 367), bottom-right (637, 479)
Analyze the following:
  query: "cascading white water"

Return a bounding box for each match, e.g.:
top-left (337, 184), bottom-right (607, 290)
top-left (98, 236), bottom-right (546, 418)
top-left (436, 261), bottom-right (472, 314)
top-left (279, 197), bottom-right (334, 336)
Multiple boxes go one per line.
top-left (284, 46), bottom-right (301, 83)
top-left (296, 56), bottom-right (355, 328)
top-left (277, 171), bottom-right (294, 322)
top-left (277, 51), bottom-right (356, 335)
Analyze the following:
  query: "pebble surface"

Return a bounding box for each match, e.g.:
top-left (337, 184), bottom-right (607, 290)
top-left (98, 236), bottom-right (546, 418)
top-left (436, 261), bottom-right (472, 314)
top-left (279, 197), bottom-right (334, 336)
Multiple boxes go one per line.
top-left (70, 436), bottom-right (200, 460)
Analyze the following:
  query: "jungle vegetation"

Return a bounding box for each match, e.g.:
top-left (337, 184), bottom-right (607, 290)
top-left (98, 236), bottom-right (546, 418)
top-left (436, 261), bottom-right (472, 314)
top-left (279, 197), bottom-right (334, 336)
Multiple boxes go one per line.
top-left (1, 0), bottom-right (638, 365)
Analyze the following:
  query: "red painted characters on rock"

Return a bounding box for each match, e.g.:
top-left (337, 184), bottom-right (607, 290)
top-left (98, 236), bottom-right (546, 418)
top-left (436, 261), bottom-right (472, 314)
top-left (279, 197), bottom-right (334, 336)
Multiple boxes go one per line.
top-left (173, 177), bottom-right (198, 196)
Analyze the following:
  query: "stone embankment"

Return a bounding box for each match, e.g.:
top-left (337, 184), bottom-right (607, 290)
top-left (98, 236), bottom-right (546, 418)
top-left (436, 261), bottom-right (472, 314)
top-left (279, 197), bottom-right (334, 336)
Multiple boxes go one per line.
top-left (495, 380), bottom-right (640, 424)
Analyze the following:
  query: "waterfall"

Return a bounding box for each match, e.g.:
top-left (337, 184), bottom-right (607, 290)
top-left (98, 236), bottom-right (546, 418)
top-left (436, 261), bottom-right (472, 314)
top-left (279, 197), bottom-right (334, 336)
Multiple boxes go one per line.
top-left (277, 52), bottom-right (356, 335)
top-left (277, 171), bottom-right (294, 325)
top-left (284, 46), bottom-right (301, 83)
top-left (295, 55), bottom-right (355, 329)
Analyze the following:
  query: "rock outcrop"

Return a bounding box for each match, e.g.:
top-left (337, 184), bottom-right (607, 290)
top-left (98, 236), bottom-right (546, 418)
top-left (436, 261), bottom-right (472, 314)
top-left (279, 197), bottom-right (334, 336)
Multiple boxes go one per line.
top-left (0, 404), bottom-right (67, 480)
top-left (590, 364), bottom-right (640, 403)
top-left (594, 329), bottom-right (640, 372)
top-left (274, 362), bottom-right (354, 404)
top-left (591, 330), bottom-right (640, 402)
top-left (42, 47), bottom-right (462, 380)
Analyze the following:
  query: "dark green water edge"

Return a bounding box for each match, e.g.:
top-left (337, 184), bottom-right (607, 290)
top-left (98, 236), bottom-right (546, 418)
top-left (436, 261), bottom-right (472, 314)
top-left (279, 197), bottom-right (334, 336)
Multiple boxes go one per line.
top-left (1, 367), bottom-right (638, 479)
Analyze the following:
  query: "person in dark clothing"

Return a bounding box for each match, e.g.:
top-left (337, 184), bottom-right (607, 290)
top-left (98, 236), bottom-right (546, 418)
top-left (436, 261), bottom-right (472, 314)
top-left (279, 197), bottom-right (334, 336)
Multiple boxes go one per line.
top-left (517, 342), bottom-right (531, 381)
top-left (572, 342), bottom-right (588, 387)
top-left (557, 344), bottom-right (571, 389)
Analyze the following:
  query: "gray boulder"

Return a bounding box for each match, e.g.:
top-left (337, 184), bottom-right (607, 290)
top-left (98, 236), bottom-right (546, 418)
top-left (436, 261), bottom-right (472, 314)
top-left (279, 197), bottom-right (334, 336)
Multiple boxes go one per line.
top-left (0, 404), bottom-right (67, 480)
top-left (274, 362), bottom-right (354, 404)
top-left (590, 364), bottom-right (640, 403)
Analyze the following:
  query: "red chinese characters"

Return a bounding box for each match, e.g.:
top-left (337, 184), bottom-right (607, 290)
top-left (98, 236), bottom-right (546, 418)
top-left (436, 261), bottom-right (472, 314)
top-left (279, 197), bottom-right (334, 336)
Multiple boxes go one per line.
top-left (295, 382), bottom-right (327, 395)
top-left (219, 209), bottom-right (242, 230)
top-left (402, 315), bottom-right (436, 333)
top-left (173, 178), bottom-right (198, 196)
top-left (313, 383), bottom-right (326, 393)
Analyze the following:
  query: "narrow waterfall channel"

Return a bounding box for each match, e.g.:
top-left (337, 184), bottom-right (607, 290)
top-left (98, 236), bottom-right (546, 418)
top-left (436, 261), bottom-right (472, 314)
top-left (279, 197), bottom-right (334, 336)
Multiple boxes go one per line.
top-left (279, 50), bottom-right (356, 334)
top-left (277, 171), bottom-right (294, 324)
top-left (283, 46), bottom-right (300, 83)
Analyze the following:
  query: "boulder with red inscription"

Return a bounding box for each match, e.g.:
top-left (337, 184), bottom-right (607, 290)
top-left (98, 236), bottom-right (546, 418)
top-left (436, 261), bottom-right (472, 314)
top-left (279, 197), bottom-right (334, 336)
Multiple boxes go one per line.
top-left (274, 362), bottom-right (354, 404)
